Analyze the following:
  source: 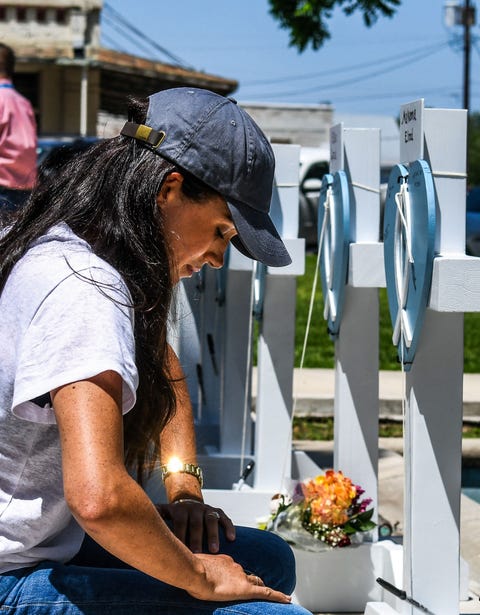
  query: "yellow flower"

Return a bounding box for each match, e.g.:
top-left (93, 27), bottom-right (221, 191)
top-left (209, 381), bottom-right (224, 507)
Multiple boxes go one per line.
top-left (302, 470), bottom-right (357, 527)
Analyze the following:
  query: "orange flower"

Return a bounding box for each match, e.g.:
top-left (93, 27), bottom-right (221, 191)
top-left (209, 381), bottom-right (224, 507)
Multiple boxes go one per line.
top-left (301, 470), bottom-right (357, 526)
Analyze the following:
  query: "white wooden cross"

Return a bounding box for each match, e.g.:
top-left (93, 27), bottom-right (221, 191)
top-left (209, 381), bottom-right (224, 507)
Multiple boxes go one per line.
top-left (366, 99), bottom-right (471, 615)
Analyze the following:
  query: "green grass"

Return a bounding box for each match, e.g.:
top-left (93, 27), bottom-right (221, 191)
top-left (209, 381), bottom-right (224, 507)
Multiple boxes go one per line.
top-left (296, 254), bottom-right (480, 373)
top-left (293, 417), bottom-right (480, 440)
top-left (290, 255), bottom-right (480, 442)
top-left (293, 417), bottom-right (405, 440)
top-left (293, 416), bottom-right (335, 440)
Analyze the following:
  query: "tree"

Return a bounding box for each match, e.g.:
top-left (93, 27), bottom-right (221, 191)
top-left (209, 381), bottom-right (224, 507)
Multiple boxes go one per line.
top-left (268, 0), bottom-right (401, 52)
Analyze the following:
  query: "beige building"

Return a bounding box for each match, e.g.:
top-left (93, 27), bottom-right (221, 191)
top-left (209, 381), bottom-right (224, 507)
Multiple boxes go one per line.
top-left (0, 0), bottom-right (237, 136)
top-left (240, 101), bottom-right (334, 148)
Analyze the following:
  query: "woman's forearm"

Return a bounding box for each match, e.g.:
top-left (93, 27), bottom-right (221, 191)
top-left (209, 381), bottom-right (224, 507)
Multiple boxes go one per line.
top-left (161, 346), bottom-right (203, 502)
top-left (52, 371), bottom-right (206, 591)
top-left (73, 469), bottom-right (208, 592)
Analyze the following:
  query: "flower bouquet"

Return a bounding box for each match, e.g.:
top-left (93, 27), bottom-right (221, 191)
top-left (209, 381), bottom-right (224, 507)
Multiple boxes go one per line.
top-left (266, 470), bottom-right (376, 552)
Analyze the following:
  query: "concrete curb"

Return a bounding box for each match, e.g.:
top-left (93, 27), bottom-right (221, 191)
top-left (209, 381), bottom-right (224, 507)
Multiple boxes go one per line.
top-left (294, 437), bottom-right (480, 464)
top-left (253, 368), bottom-right (480, 419)
top-left (292, 398), bottom-right (480, 419)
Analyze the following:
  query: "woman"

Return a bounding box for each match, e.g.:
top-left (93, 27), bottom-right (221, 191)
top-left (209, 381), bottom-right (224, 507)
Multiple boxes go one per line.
top-left (0, 88), bottom-right (311, 614)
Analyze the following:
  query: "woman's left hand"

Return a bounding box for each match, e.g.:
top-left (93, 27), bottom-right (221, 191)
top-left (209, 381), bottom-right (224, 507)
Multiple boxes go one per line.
top-left (157, 500), bottom-right (236, 554)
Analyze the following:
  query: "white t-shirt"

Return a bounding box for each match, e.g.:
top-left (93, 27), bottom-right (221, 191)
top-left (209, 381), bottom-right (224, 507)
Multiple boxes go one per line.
top-left (0, 223), bottom-right (138, 573)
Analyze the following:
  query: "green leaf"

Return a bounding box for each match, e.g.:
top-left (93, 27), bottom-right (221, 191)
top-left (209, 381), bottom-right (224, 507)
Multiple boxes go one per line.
top-left (357, 508), bottom-right (375, 522)
top-left (342, 522), bottom-right (357, 535)
top-left (268, 0), bottom-right (400, 52)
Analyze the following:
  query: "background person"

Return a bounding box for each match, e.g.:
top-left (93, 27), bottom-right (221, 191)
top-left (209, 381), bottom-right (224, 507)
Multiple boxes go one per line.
top-left (0, 87), bottom-right (311, 614)
top-left (0, 43), bottom-right (37, 212)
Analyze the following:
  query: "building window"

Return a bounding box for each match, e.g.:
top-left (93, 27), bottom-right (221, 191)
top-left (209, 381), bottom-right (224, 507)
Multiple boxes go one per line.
top-left (16, 7), bottom-right (27, 22)
top-left (56, 8), bottom-right (67, 24)
top-left (37, 8), bottom-right (47, 23)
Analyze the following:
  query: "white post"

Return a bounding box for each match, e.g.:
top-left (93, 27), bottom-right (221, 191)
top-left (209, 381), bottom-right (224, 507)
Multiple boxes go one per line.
top-left (401, 103), bottom-right (466, 615)
top-left (254, 144), bottom-right (305, 490)
top-left (175, 267), bottom-right (226, 430)
top-left (220, 254), bottom-right (254, 456)
top-left (367, 101), bottom-right (468, 615)
top-left (80, 62), bottom-right (88, 137)
top-left (200, 145), bottom-right (305, 522)
top-left (329, 124), bottom-right (382, 524)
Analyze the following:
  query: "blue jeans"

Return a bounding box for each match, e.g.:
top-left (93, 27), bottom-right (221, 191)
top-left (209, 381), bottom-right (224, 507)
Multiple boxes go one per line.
top-left (0, 527), bottom-right (312, 614)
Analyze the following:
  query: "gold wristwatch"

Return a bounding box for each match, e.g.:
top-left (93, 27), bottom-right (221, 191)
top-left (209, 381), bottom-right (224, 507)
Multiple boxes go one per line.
top-left (159, 461), bottom-right (204, 488)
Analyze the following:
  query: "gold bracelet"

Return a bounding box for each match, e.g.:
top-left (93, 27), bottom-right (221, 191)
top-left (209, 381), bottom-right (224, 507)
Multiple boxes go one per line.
top-left (159, 462), bottom-right (204, 488)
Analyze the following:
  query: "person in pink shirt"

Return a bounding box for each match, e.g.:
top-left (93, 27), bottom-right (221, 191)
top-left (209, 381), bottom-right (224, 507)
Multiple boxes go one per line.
top-left (0, 43), bottom-right (37, 212)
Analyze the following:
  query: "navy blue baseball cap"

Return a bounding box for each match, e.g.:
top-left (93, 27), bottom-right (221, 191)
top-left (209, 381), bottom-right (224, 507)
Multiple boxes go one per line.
top-left (120, 87), bottom-right (291, 267)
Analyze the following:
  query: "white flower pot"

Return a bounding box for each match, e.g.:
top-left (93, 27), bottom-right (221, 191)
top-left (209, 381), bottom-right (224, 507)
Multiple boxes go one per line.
top-left (291, 542), bottom-right (388, 613)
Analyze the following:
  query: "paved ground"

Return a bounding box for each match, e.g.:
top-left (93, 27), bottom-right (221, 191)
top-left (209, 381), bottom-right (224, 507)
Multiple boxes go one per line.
top-left (287, 368), bottom-right (480, 419)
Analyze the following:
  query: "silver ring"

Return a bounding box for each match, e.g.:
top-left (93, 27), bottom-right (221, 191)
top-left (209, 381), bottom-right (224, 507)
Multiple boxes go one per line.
top-left (206, 510), bottom-right (220, 520)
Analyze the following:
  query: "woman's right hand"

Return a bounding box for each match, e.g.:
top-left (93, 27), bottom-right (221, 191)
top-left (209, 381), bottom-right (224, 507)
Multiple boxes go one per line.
top-left (189, 552), bottom-right (292, 603)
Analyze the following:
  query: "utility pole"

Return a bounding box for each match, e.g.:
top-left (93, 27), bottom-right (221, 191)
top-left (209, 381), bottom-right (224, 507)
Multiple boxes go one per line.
top-left (444, 0), bottom-right (476, 113)
top-left (462, 0), bottom-right (475, 113)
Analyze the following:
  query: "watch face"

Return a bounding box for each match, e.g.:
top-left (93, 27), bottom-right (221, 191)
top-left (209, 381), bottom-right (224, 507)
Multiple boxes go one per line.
top-left (383, 160), bottom-right (436, 369)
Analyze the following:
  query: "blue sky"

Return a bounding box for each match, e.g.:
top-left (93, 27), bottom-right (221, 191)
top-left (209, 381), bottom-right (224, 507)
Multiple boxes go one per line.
top-left (101, 0), bottom-right (479, 117)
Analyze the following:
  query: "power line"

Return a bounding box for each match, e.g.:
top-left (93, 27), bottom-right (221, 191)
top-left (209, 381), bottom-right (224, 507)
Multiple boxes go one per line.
top-left (241, 42), bottom-right (449, 100)
top-left (242, 40), bottom-right (448, 87)
top-left (102, 2), bottom-right (195, 70)
top-left (331, 85), bottom-right (464, 103)
top-left (102, 13), bottom-right (163, 60)
top-left (101, 31), bottom-right (127, 53)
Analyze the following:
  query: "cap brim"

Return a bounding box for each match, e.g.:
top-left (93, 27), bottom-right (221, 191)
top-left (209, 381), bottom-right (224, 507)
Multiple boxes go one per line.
top-left (227, 200), bottom-right (292, 267)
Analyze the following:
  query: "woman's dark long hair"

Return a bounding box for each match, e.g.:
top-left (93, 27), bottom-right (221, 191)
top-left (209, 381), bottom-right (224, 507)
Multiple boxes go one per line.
top-left (0, 97), bottom-right (217, 483)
